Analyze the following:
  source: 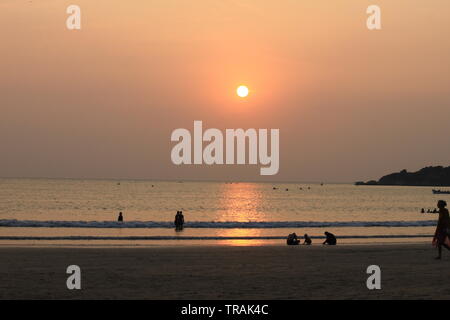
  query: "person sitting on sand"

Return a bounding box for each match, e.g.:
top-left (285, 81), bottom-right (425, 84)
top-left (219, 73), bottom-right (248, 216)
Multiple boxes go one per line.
top-left (303, 234), bottom-right (312, 245)
top-left (323, 231), bottom-right (337, 245)
top-left (287, 233), bottom-right (300, 245)
top-left (118, 212), bottom-right (123, 222)
top-left (433, 200), bottom-right (450, 260)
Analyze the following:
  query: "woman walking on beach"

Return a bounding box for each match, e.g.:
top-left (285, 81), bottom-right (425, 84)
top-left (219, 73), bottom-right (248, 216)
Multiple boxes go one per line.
top-left (433, 200), bottom-right (450, 260)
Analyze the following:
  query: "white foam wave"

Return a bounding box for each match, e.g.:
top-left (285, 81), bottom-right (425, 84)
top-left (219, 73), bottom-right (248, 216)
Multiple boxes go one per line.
top-left (0, 219), bottom-right (436, 229)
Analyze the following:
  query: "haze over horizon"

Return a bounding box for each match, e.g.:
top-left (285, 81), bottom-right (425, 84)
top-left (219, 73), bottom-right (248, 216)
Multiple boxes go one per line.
top-left (1, 0), bottom-right (450, 183)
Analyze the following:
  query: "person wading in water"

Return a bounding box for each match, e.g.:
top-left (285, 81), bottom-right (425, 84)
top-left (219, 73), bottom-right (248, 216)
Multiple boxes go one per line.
top-left (174, 211), bottom-right (185, 231)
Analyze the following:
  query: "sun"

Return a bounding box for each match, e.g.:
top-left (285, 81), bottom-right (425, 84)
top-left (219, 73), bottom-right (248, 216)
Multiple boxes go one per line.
top-left (236, 85), bottom-right (249, 98)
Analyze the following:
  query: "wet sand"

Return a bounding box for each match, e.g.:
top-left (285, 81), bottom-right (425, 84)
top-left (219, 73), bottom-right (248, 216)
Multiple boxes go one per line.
top-left (1, 244), bottom-right (449, 299)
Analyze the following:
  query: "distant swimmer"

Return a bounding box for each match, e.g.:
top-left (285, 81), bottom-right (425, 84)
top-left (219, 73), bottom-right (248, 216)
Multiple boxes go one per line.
top-left (118, 212), bottom-right (123, 222)
top-left (303, 234), bottom-right (312, 245)
top-left (433, 200), bottom-right (450, 260)
top-left (323, 232), bottom-right (337, 245)
top-left (287, 233), bottom-right (300, 245)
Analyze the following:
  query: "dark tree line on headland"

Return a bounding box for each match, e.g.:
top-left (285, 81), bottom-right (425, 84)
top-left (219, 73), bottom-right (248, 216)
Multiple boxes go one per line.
top-left (355, 166), bottom-right (450, 187)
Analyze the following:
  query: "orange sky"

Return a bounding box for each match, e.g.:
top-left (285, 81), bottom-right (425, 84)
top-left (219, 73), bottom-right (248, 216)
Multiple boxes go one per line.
top-left (1, 0), bottom-right (449, 182)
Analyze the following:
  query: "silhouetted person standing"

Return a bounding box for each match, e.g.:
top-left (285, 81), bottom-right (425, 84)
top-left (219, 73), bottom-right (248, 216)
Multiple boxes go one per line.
top-left (175, 211), bottom-right (185, 230)
top-left (433, 200), bottom-right (450, 260)
top-left (179, 211), bottom-right (184, 229)
top-left (174, 211), bottom-right (180, 229)
top-left (118, 212), bottom-right (123, 222)
top-left (323, 231), bottom-right (337, 245)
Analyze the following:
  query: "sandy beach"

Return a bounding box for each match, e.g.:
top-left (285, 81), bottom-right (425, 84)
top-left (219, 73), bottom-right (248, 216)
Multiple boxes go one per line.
top-left (1, 244), bottom-right (449, 300)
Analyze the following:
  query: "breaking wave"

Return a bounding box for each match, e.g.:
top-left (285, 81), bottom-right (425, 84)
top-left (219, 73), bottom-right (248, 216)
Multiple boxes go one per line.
top-left (0, 219), bottom-right (436, 229)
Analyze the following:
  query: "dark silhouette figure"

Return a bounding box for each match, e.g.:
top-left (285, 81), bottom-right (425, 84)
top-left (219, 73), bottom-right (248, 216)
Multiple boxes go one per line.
top-left (118, 212), bottom-right (123, 222)
top-left (174, 211), bottom-right (180, 229)
top-left (421, 208), bottom-right (425, 214)
top-left (323, 231), bottom-right (337, 245)
top-left (303, 234), bottom-right (312, 245)
top-left (179, 211), bottom-right (185, 229)
top-left (287, 233), bottom-right (300, 245)
top-left (174, 211), bottom-right (179, 229)
top-left (433, 200), bottom-right (450, 260)
top-left (175, 211), bottom-right (185, 231)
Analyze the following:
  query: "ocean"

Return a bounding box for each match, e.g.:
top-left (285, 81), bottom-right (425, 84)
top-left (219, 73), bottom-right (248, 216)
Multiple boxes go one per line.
top-left (0, 178), bottom-right (444, 246)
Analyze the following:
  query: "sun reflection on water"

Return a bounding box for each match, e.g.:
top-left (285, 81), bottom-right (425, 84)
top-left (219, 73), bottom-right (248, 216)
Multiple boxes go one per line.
top-left (217, 183), bottom-right (267, 246)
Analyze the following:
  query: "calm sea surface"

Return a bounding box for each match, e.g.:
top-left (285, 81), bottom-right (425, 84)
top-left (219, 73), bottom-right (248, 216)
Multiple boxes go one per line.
top-left (0, 179), bottom-right (445, 246)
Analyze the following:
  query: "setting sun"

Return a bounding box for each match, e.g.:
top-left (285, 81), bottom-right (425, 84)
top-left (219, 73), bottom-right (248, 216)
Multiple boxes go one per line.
top-left (237, 85), bottom-right (249, 98)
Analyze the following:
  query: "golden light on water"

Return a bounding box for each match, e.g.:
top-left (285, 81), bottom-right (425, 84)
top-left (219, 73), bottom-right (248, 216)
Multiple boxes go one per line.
top-left (217, 183), bottom-right (266, 246)
top-left (220, 228), bottom-right (265, 246)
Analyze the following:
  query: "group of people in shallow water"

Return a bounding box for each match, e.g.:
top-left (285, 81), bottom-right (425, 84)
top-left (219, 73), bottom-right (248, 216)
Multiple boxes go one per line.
top-left (118, 210), bottom-right (186, 230)
top-left (422, 208), bottom-right (439, 214)
top-left (287, 231), bottom-right (336, 246)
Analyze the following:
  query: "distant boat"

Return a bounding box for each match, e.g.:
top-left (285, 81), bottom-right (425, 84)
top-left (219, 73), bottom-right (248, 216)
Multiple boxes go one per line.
top-left (432, 189), bottom-right (450, 194)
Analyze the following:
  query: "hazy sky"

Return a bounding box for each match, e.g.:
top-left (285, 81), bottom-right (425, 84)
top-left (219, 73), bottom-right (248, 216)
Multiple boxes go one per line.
top-left (1, 0), bottom-right (449, 182)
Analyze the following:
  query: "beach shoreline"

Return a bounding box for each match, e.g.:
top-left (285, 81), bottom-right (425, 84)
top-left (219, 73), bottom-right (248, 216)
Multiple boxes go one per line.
top-left (1, 243), bottom-right (448, 300)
